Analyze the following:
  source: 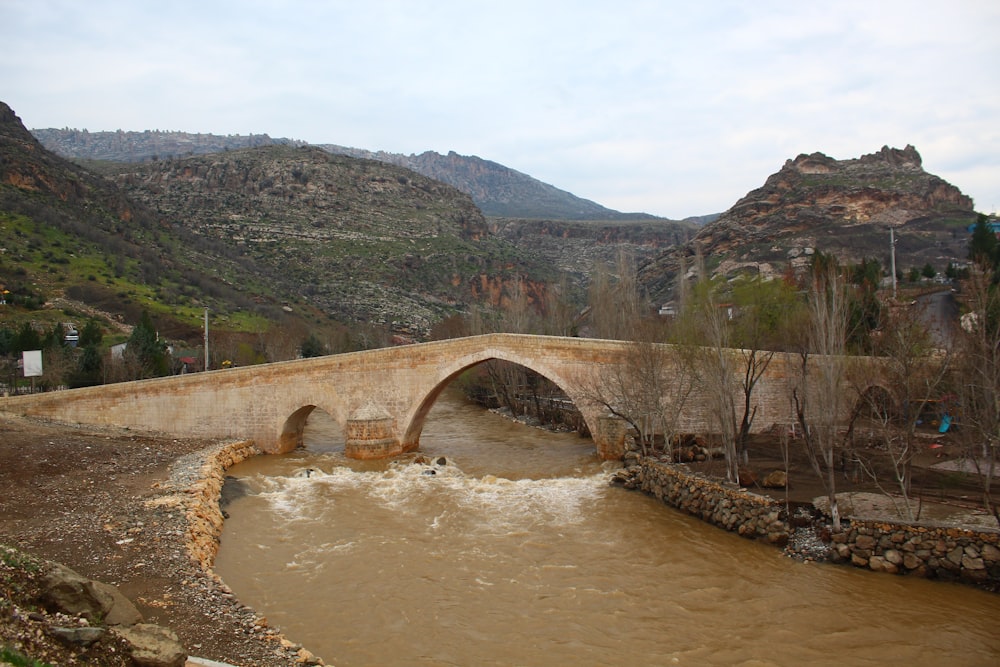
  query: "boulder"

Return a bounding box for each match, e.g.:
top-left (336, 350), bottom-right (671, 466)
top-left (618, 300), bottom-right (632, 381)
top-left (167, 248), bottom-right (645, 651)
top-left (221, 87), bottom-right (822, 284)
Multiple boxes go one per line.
top-left (738, 468), bottom-right (758, 487)
top-left (41, 563), bottom-right (143, 626)
top-left (112, 623), bottom-right (187, 667)
top-left (760, 470), bottom-right (788, 489)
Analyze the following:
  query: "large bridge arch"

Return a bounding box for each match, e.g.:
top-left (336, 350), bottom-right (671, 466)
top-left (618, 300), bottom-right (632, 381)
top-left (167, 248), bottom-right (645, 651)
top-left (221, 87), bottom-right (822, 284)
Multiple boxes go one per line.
top-left (398, 347), bottom-right (603, 454)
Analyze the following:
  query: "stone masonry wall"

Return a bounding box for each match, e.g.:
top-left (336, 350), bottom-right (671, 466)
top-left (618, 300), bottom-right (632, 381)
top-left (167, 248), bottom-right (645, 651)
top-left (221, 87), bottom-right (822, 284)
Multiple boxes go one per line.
top-left (829, 519), bottom-right (1000, 586)
top-left (634, 459), bottom-right (790, 545)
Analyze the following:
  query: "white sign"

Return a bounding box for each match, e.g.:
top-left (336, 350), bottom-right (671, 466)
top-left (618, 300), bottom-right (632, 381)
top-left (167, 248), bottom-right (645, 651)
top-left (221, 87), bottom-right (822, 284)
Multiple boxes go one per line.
top-left (22, 350), bottom-right (43, 377)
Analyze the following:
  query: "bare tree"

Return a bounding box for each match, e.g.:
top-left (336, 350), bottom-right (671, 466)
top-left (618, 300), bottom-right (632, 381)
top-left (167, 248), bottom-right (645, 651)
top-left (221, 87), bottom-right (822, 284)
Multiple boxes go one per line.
top-left (686, 280), bottom-right (742, 482)
top-left (792, 266), bottom-right (853, 531)
top-left (953, 265), bottom-right (1000, 527)
top-left (466, 277), bottom-right (563, 423)
top-left (586, 322), bottom-right (696, 458)
top-left (537, 275), bottom-right (578, 337)
top-left (681, 275), bottom-right (798, 483)
top-left (850, 302), bottom-right (951, 521)
top-left (588, 248), bottom-right (644, 341)
top-left (729, 277), bottom-right (802, 460)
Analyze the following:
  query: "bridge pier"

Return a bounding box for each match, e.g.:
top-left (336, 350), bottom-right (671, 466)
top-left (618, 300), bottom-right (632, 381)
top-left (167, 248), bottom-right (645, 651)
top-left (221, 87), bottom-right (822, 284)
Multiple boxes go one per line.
top-left (344, 407), bottom-right (405, 459)
top-left (594, 415), bottom-right (629, 460)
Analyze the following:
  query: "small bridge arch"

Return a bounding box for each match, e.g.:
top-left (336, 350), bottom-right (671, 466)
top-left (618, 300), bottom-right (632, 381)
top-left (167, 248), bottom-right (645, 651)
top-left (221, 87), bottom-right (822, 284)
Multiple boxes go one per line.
top-left (278, 403), bottom-right (347, 453)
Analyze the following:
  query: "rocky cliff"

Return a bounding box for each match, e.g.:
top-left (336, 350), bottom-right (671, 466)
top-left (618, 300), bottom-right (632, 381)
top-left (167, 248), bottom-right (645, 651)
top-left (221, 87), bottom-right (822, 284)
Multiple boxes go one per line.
top-left (638, 145), bottom-right (977, 301)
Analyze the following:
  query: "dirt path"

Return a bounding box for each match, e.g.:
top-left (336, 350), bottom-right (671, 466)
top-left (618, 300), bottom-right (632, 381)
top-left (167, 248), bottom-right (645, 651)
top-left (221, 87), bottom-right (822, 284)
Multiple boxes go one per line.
top-left (686, 429), bottom-right (998, 528)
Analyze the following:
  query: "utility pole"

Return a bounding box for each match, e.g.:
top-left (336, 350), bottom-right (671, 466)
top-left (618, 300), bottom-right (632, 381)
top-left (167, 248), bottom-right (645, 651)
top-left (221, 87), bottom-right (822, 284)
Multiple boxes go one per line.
top-left (890, 228), bottom-right (898, 301)
top-left (204, 308), bottom-right (209, 371)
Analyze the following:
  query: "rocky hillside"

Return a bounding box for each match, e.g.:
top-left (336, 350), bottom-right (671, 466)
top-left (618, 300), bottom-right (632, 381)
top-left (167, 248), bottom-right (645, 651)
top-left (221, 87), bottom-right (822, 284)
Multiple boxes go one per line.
top-left (30, 127), bottom-right (702, 289)
top-left (638, 145), bottom-right (977, 302)
top-left (490, 217), bottom-right (695, 285)
top-left (32, 127), bottom-right (669, 221)
top-left (0, 102), bottom-right (297, 342)
top-left (30, 127), bottom-right (301, 162)
top-left (92, 145), bottom-right (560, 337)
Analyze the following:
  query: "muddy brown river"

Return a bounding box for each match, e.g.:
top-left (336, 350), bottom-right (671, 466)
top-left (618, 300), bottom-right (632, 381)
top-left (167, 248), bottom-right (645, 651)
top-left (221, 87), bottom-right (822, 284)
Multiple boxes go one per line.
top-left (214, 390), bottom-right (1000, 666)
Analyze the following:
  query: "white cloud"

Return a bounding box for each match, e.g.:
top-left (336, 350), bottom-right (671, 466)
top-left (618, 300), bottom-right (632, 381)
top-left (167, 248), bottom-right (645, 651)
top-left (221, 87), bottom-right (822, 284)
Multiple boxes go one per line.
top-left (1, 0), bottom-right (998, 217)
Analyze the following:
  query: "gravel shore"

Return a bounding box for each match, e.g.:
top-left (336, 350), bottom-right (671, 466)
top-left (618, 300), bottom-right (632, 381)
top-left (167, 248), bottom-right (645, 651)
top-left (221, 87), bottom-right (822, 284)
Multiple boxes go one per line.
top-left (0, 413), bottom-right (315, 666)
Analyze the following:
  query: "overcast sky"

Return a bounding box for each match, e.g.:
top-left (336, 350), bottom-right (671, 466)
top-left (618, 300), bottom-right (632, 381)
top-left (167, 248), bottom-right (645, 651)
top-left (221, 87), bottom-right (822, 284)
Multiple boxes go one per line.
top-left (2, 1), bottom-right (998, 219)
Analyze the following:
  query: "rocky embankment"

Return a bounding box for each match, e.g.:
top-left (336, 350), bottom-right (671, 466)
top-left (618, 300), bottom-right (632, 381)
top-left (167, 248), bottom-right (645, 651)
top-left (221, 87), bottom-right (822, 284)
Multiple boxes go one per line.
top-left (612, 451), bottom-right (1000, 591)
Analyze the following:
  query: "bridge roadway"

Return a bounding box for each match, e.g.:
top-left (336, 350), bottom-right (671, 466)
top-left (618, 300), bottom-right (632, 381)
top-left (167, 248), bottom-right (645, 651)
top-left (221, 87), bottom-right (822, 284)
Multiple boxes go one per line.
top-left (0, 333), bottom-right (850, 460)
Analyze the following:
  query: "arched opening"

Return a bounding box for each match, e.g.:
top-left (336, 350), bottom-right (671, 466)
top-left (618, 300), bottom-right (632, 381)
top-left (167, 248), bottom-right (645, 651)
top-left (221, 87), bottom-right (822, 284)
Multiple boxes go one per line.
top-left (278, 405), bottom-right (345, 454)
top-left (402, 357), bottom-right (591, 452)
top-left (303, 407), bottom-right (346, 454)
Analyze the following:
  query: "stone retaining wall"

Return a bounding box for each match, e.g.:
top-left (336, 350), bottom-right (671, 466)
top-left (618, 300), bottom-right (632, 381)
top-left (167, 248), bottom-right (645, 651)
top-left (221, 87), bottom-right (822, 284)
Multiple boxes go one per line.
top-left (829, 519), bottom-right (1000, 586)
top-left (634, 459), bottom-right (790, 545)
top-left (183, 440), bottom-right (261, 569)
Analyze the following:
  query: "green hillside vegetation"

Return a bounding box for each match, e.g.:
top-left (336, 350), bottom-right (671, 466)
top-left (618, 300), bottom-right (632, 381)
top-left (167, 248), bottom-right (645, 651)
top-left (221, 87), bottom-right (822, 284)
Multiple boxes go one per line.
top-left (0, 102), bottom-right (569, 390)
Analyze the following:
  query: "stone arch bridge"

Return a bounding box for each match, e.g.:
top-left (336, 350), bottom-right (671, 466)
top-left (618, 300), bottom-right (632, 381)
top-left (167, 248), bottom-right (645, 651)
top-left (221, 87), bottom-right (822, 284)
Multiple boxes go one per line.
top-left (0, 334), bottom-right (882, 460)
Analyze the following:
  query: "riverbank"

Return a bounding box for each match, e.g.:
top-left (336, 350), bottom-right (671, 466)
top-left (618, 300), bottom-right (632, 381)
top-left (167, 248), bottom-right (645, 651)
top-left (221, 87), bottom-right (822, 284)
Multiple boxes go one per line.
top-left (0, 414), bottom-right (312, 666)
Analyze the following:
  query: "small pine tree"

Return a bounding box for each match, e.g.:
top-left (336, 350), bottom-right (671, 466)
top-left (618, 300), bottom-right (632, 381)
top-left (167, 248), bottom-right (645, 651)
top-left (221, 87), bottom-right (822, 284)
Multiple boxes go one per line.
top-left (78, 321), bottom-right (103, 347)
top-left (300, 333), bottom-right (325, 358)
top-left (127, 311), bottom-right (168, 378)
top-left (968, 214), bottom-right (998, 269)
top-left (12, 322), bottom-right (40, 353)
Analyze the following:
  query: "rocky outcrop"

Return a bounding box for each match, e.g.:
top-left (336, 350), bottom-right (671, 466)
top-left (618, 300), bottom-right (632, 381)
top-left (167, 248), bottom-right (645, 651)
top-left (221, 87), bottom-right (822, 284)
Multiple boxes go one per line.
top-left (639, 145), bottom-right (977, 301)
top-left (41, 562), bottom-right (144, 626)
top-left (112, 624), bottom-right (187, 667)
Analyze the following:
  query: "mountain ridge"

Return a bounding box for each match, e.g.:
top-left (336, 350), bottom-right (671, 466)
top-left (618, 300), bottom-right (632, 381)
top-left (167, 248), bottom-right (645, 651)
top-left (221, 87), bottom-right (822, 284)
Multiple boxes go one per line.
top-left (31, 128), bottom-right (669, 221)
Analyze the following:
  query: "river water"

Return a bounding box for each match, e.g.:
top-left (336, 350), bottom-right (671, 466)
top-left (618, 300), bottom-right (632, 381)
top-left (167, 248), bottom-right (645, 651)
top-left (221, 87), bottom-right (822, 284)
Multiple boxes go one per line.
top-left (214, 390), bottom-right (1000, 666)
